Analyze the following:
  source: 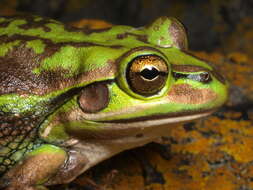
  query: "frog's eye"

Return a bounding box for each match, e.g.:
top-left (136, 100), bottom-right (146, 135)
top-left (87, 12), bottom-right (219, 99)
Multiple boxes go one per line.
top-left (127, 55), bottom-right (168, 96)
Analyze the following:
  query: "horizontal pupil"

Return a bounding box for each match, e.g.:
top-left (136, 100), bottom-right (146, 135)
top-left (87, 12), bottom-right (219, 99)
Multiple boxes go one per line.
top-left (140, 67), bottom-right (159, 80)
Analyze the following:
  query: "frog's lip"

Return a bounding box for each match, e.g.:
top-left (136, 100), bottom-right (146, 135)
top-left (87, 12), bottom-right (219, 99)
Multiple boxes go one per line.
top-left (99, 109), bottom-right (216, 125)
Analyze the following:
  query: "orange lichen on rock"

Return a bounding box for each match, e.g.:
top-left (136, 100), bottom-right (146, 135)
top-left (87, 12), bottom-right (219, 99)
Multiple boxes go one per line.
top-left (203, 117), bottom-right (253, 163)
top-left (88, 105), bottom-right (253, 190)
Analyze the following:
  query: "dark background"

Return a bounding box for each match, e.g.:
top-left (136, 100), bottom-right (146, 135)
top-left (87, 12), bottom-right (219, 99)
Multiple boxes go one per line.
top-left (2, 0), bottom-right (253, 52)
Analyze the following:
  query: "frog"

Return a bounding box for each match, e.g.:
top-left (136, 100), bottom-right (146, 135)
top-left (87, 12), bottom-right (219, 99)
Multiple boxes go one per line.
top-left (0, 14), bottom-right (228, 190)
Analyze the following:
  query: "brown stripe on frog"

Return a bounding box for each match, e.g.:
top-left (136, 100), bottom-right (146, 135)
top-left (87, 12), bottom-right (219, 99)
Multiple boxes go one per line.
top-left (0, 51), bottom-right (116, 96)
top-left (0, 15), bottom-right (54, 32)
top-left (65, 24), bottom-right (112, 35)
top-left (16, 16), bottom-right (57, 32)
top-left (0, 33), bottom-right (119, 95)
top-left (167, 84), bottom-right (217, 104)
top-left (82, 27), bottom-right (112, 35)
top-left (0, 33), bottom-right (123, 49)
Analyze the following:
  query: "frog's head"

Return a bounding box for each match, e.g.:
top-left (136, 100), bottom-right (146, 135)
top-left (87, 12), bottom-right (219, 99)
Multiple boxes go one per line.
top-left (39, 17), bottom-right (228, 141)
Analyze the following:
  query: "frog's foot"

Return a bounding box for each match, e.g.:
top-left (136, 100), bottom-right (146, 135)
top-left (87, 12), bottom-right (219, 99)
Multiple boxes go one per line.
top-left (45, 148), bottom-right (88, 185)
top-left (1, 144), bottom-right (67, 190)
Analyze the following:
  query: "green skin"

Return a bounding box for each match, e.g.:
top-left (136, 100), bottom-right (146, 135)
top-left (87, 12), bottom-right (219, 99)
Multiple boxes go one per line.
top-left (0, 15), bottom-right (228, 190)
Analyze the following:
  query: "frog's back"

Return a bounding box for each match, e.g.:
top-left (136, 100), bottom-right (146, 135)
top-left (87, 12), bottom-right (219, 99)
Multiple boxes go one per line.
top-left (0, 15), bottom-right (83, 95)
top-left (0, 15), bottom-right (93, 175)
top-left (0, 15), bottom-right (122, 176)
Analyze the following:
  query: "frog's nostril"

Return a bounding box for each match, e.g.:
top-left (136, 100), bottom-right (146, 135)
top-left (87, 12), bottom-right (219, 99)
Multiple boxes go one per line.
top-left (199, 72), bottom-right (212, 83)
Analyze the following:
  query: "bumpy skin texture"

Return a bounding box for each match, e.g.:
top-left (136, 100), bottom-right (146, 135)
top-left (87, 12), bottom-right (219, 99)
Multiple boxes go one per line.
top-left (0, 15), bottom-right (228, 189)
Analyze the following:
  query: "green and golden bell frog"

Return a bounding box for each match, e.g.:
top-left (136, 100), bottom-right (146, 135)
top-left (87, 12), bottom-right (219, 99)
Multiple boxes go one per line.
top-left (0, 15), bottom-right (228, 190)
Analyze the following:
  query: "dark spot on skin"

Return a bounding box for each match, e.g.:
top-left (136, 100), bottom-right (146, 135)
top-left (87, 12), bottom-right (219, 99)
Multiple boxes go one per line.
top-left (160, 36), bottom-right (165, 41)
top-left (116, 34), bottom-right (125, 39)
top-left (116, 32), bottom-right (148, 43)
top-left (0, 21), bottom-right (11, 28)
top-left (19, 19), bottom-right (52, 32)
top-left (63, 24), bottom-right (82, 33)
top-left (83, 27), bottom-right (112, 35)
top-left (136, 133), bottom-right (143, 138)
top-left (153, 25), bottom-right (160, 31)
top-left (78, 82), bottom-right (110, 113)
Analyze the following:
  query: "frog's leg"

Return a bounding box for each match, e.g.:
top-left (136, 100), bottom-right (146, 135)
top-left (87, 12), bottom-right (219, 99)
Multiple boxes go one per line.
top-left (1, 144), bottom-right (67, 190)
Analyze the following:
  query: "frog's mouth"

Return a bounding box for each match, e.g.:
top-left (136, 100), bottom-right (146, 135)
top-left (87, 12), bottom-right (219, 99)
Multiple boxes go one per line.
top-left (58, 109), bottom-right (216, 141)
top-left (97, 109), bottom-right (216, 128)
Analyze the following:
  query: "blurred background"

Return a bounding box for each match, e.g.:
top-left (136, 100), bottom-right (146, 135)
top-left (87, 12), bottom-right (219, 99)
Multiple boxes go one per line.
top-left (1, 1), bottom-right (253, 190)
